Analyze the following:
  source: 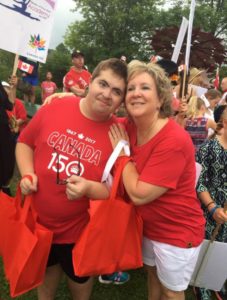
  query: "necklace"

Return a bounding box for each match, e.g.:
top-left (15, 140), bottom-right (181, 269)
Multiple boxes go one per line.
top-left (136, 118), bottom-right (160, 146)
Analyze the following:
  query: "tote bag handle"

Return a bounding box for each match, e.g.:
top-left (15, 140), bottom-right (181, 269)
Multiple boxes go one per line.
top-left (101, 139), bottom-right (130, 187)
top-left (109, 156), bottom-right (132, 201)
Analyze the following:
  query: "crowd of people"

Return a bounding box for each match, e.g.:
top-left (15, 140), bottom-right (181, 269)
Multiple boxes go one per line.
top-left (0, 51), bottom-right (227, 300)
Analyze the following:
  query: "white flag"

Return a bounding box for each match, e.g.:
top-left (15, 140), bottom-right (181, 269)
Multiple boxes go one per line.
top-left (185, 0), bottom-right (196, 71)
top-left (171, 17), bottom-right (188, 63)
top-left (0, 0), bottom-right (58, 63)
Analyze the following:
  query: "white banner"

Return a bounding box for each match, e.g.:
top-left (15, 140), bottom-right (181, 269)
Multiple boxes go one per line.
top-left (185, 0), bottom-right (196, 71)
top-left (171, 17), bottom-right (188, 63)
top-left (0, 0), bottom-right (58, 63)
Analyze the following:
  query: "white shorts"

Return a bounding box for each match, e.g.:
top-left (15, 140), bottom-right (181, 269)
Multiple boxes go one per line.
top-left (142, 237), bottom-right (201, 291)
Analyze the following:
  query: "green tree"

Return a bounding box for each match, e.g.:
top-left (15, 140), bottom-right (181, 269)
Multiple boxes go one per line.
top-left (0, 50), bottom-right (15, 80)
top-left (39, 43), bottom-right (71, 88)
top-left (63, 0), bottom-right (227, 69)
top-left (167, 0), bottom-right (227, 38)
top-left (64, 0), bottom-right (164, 68)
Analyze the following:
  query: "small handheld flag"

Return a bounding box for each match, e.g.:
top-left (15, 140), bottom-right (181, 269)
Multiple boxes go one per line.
top-left (18, 60), bottom-right (34, 74)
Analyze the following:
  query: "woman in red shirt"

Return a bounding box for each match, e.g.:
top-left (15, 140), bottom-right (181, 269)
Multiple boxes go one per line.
top-left (109, 60), bottom-right (205, 300)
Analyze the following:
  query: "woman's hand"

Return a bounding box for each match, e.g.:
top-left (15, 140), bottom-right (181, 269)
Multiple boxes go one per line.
top-left (43, 92), bottom-right (74, 105)
top-left (109, 123), bottom-right (129, 153)
top-left (213, 207), bottom-right (227, 224)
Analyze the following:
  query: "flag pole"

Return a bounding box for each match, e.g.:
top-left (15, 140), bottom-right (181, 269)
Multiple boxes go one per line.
top-left (181, 0), bottom-right (196, 101)
top-left (12, 54), bottom-right (19, 76)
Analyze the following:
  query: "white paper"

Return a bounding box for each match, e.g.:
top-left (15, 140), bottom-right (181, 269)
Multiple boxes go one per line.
top-left (191, 85), bottom-right (208, 97)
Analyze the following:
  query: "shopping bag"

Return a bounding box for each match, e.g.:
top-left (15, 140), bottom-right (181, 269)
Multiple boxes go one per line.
top-left (190, 240), bottom-right (227, 291)
top-left (0, 190), bottom-right (17, 255)
top-left (0, 188), bottom-right (53, 297)
top-left (190, 202), bottom-right (227, 291)
top-left (73, 156), bottom-right (143, 277)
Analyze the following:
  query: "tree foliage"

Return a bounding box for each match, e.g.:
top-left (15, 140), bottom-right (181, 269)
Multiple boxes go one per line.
top-left (0, 50), bottom-right (15, 80)
top-left (151, 27), bottom-right (226, 71)
top-left (62, 0), bottom-right (227, 71)
top-left (167, 0), bottom-right (227, 38)
top-left (39, 43), bottom-right (71, 88)
top-left (64, 0), bottom-right (162, 69)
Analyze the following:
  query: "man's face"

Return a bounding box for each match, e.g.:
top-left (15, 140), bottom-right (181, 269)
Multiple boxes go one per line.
top-left (221, 78), bottom-right (227, 92)
top-left (86, 69), bottom-right (126, 121)
top-left (72, 55), bottom-right (84, 69)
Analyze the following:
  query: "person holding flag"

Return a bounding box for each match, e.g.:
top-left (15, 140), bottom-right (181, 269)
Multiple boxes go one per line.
top-left (18, 56), bottom-right (39, 105)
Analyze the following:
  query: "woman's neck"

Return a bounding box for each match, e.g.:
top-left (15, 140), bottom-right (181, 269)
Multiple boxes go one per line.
top-left (134, 115), bottom-right (167, 145)
top-left (217, 131), bottom-right (227, 150)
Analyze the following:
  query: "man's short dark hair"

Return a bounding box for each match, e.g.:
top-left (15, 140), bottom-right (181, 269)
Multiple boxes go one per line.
top-left (91, 58), bottom-right (127, 84)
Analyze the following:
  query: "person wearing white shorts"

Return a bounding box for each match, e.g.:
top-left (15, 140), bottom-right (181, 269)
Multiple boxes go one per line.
top-left (109, 61), bottom-right (205, 300)
top-left (143, 238), bottom-right (201, 299)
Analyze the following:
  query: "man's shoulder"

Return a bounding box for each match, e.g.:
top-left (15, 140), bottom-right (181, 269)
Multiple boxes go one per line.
top-left (82, 69), bottom-right (91, 76)
top-left (53, 95), bottom-right (80, 105)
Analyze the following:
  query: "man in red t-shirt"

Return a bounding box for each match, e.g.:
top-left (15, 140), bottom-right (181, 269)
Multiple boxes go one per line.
top-left (16, 58), bottom-right (127, 300)
top-left (63, 50), bottom-right (91, 97)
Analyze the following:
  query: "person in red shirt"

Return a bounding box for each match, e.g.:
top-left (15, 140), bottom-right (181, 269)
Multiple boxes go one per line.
top-left (11, 98), bottom-right (27, 135)
top-left (63, 50), bottom-right (91, 97)
top-left (16, 58), bottom-right (127, 300)
top-left (41, 71), bottom-right (57, 103)
top-left (109, 61), bottom-right (205, 300)
top-left (2, 82), bottom-right (27, 136)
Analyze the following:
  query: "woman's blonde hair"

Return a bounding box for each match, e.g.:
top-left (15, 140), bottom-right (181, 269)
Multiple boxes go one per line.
top-left (187, 96), bottom-right (205, 118)
top-left (127, 60), bottom-right (173, 118)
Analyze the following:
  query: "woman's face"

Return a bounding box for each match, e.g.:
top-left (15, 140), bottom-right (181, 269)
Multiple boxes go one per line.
top-left (126, 72), bottom-right (161, 119)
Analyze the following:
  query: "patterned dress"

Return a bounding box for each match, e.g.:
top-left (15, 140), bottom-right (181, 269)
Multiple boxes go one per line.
top-left (195, 138), bottom-right (227, 299)
top-left (185, 117), bottom-right (208, 152)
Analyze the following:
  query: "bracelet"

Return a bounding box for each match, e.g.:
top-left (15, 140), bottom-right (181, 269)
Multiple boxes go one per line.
top-left (21, 174), bottom-right (33, 183)
top-left (209, 205), bottom-right (220, 218)
top-left (206, 201), bottom-right (215, 209)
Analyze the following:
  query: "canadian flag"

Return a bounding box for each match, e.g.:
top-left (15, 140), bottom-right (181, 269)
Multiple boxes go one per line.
top-left (18, 60), bottom-right (34, 74)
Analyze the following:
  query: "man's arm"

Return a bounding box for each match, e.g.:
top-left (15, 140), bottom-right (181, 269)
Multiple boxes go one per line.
top-left (16, 142), bottom-right (38, 194)
top-left (66, 175), bottom-right (109, 200)
top-left (8, 75), bottom-right (18, 104)
top-left (69, 85), bottom-right (88, 97)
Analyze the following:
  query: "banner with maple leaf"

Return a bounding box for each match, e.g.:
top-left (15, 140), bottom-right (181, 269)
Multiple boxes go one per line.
top-left (0, 0), bottom-right (58, 63)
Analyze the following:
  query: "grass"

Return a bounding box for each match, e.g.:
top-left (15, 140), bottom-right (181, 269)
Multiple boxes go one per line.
top-left (0, 261), bottom-right (199, 300)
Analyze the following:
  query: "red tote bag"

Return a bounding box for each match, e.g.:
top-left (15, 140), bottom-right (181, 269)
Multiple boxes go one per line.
top-left (0, 188), bottom-right (53, 297)
top-left (73, 157), bottom-right (143, 277)
top-left (0, 190), bottom-right (17, 256)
